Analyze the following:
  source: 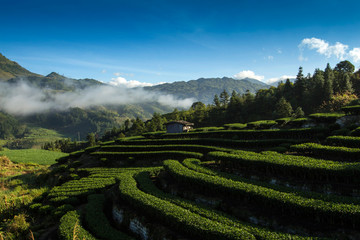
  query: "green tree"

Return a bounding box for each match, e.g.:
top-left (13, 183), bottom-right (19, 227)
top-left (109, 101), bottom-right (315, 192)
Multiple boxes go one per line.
top-left (146, 112), bottom-right (165, 132)
top-left (341, 73), bottom-right (353, 93)
top-left (274, 97), bottom-right (293, 118)
top-left (130, 117), bottom-right (145, 135)
top-left (293, 107), bottom-right (305, 118)
top-left (124, 119), bottom-right (131, 131)
top-left (294, 67), bottom-right (307, 107)
top-left (324, 63), bottom-right (334, 101)
top-left (334, 60), bottom-right (355, 74)
top-left (219, 89), bottom-right (230, 107)
top-left (311, 69), bottom-right (325, 106)
top-left (213, 94), bottom-right (221, 108)
top-left (229, 90), bottom-right (240, 107)
top-left (86, 133), bottom-right (96, 147)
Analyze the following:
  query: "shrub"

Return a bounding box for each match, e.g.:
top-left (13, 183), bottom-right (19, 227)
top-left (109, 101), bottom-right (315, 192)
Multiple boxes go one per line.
top-left (206, 151), bottom-right (360, 184)
top-left (58, 210), bottom-right (96, 240)
top-left (85, 194), bottom-right (134, 240)
top-left (290, 142), bottom-right (360, 161)
top-left (164, 159), bottom-right (360, 229)
top-left (308, 113), bottom-right (345, 124)
top-left (246, 120), bottom-right (277, 129)
top-left (342, 105), bottom-right (360, 115)
top-left (118, 172), bottom-right (255, 240)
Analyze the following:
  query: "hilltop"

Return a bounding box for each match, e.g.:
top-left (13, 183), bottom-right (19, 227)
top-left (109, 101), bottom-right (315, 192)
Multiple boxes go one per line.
top-left (0, 53), bottom-right (41, 80)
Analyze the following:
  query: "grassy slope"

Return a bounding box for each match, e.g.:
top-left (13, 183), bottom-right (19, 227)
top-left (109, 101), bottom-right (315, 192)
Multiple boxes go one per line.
top-left (0, 149), bottom-right (68, 165)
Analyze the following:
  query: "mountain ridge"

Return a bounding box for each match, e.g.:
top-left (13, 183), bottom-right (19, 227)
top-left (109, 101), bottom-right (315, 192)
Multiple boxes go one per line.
top-left (0, 53), bottom-right (41, 80)
top-left (146, 76), bottom-right (269, 104)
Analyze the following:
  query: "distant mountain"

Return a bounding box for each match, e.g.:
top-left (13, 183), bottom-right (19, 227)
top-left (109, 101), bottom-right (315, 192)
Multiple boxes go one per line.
top-left (0, 53), bottom-right (174, 139)
top-left (7, 72), bottom-right (104, 91)
top-left (269, 78), bottom-right (296, 87)
top-left (146, 77), bottom-right (269, 104)
top-left (0, 53), bottom-right (41, 80)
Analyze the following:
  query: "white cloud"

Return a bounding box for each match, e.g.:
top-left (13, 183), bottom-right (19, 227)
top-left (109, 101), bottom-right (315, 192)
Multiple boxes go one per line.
top-left (268, 55), bottom-right (274, 60)
top-left (233, 70), bottom-right (265, 81)
top-left (109, 76), bottom-right (155, 88)
top-left (267, 75), bottom-right (296, 84)
top-left (299, 37), bottom-right (360, 63)
top-left (101, 69), bottom-right (107, 73)
top-left (349, 48), bottom-right (360, 63)
top-left (299, 38), bottom-right (348, 60)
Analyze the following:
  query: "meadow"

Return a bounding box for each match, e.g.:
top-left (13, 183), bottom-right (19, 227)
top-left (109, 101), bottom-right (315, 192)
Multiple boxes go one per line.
top-left (0, 149), bottom-right (68, 165)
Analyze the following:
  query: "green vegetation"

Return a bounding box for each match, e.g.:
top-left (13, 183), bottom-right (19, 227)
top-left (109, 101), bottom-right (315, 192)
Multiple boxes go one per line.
top-left (342, 105), bottom-right (360, 115)
top-left (135, 170), bottom-right (315, 239)
top-left (58, 210), bottom-right (96, 240)
top-left (0, 149), bottom-right (68, 165)
top-left (207, 150), bottom-right (360, 183)
top-left (290, 142), bottom-right (360, 161)
top-left (0, 156), bottom-right (50, 239)
top-left (308, 113), bottom-right (345, 123)
top-left (85, 194), bottom-right (134, 240)
top-left (326, 135), bottom-right (360, 148)
top-left (118, 171), bottom-right (256, 240)
top-left (164, 159), bottom-right (360, 228)
top-left (2, 58), bottom-right (360, 239)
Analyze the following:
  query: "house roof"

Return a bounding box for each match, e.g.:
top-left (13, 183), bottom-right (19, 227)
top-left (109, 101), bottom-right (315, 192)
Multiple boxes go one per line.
top-left (164, 120), bottom-right (194, 126)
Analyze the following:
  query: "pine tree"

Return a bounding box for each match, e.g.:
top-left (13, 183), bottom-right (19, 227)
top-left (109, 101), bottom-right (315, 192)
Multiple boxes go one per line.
top-left (312, 69), bottom-right (325, 106)
top-left (293, 107), bottom-right (305, 118)
top-left (294, 67), bottom-right (307, 106)
top-left (229, 90), bottom-right (240, 107)
top-left (219, 89), bottom-right (230, 107)
top-left (86, 133), bottom-right (96, 147)
top-left (324, 63), bottom-right (334, 101)
top-left (213, 94), bottom-right (221, 108)
top-left (342, 73), bottom-right (353, 93)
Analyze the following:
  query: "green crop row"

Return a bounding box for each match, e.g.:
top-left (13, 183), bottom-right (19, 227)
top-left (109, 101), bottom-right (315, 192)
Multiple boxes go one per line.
top-left (163, 160), bottom-right (360, 228)
top-left (342, 105), bottom-right (360, 115)
top-left (85, 194), bottom-right (134, 240)
top-left (223, 123), bottom-right (247, 130)
top-left (326, 135), bottom-right (360, 148)
top-left (207, 150), bottom-right (360, 184)
top-left (182, 159), bottom-right (360, 205)
top-left (135, 170), bottom-right (319, 240)
top-left (100, 144), bottom-right (233, 154)
top-left (162, 127), bottom-right (328, 140)
top-left (117, 171), bottom-right (256, 240)
top-left (48, 177), bottom-right (116, 198)
top-left (58, 210), bottom-right (97, 240)
top-left (290, 143), bottom-right (360, 161)
top-left (114, 138), bottom-right (308, 149)
top-left (246, 120), bottom-right (277, 129)
top-left (308, 113), bottom-right (345, 123)
top-left (91, 151), bottom-right (203, 162)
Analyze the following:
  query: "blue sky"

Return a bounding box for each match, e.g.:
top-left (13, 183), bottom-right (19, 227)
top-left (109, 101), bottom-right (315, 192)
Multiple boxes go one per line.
top-left (1, 0), bottom-right (360, 86)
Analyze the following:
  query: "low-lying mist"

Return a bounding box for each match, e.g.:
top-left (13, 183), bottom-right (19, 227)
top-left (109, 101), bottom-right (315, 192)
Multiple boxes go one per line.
top-left (0, 81), bottom-right (196, 116)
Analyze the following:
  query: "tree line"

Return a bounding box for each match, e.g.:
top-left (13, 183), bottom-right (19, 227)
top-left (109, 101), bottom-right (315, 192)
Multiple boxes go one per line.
top-left (146, 60), bottom-right (360, 129)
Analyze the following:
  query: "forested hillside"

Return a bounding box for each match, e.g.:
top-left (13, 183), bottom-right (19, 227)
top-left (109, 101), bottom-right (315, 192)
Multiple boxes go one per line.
top-left (145, 77), bottom-right (268, 104)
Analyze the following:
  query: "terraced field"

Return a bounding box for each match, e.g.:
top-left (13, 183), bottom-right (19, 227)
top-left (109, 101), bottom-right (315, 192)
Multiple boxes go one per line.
top-left (33, 127), bottom-right (360, 239)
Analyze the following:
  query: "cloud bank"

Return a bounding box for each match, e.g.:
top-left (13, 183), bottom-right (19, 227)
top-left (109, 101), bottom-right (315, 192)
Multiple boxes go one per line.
top-left (0, 81), bottom-right (195, 116)
top-left (233, 70), bottom-right (265, 81)
top-left (299, 37), bottom-right (360, 63)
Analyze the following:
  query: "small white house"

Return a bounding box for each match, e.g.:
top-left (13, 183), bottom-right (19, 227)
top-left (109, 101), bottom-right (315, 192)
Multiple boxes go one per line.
top-left (165, 120), bottom-right (194, 133)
